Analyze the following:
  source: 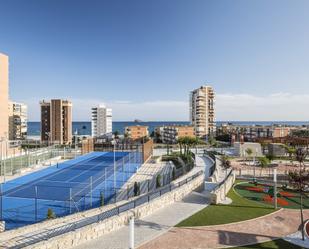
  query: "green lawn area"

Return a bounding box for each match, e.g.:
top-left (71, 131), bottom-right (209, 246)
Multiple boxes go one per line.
top-left (176, 181), bottom-right (275, 227)
top-left (228, 239), bottom-right (304, 249)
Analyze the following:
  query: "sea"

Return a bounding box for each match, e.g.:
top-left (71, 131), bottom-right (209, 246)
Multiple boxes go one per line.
top-left (27, 121), bottom-right (309, 137)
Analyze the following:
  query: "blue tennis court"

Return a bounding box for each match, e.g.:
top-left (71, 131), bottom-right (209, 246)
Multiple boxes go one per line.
top-left (0, 151), bottom-right (142, 230)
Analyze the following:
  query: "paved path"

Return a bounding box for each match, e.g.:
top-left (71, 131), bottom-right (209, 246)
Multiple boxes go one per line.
top-left (139, 209), bottom-right (309, 249)
top-left (73, 191), bottom-right (209, 249)
top-left (73, 155), bottom-right (212, 249)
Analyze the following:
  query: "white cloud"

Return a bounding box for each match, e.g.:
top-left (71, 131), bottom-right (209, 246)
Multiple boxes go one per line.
top-left (22, 92), bottom-right (309, 121)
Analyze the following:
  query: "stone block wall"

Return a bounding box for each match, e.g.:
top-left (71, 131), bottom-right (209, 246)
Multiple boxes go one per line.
top-left (23, 172), bottom-right (204, 249)
top-left (210, 171), bottom-right (235, 204)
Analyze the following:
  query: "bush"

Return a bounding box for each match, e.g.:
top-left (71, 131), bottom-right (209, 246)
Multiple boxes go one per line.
top-left (100, 192), bottom-right (104, 207)
top-left (47, 208), bottom-right (56, 219)
top-left (161, 155), bottom-right (182, 169)
top-left (156, 174), bottom-right (162, 188)
top-left (133, 182), bottom-right (140, 196)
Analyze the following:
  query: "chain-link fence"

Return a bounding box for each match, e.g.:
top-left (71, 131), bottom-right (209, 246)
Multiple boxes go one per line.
top-left (0, 146), bottom-right (81, 177)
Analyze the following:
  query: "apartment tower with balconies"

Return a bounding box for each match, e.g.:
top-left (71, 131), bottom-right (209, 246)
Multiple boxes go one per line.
top-left (8, 101), bottom-right (28, 140)
top-left (190, 85), bottom-right (215, 139)
top-left (0, 53), bottom-right (9, 140)
top-left (91, 104), bottom-right (112, 137)
top-left (40, 99), bottom-right (72, 144)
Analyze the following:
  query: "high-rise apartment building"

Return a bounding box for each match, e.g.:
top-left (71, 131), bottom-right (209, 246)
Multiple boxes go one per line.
top-left (0, 53), bottom-right (9, 140)
top-left (40, 99), bottom-right (72, 144)
top-left (9, 101), bottom-right (28, 140)
top-left (190, 85), bottom-right (215, 139)
top-left (91, 104), bottom-right (112, 137)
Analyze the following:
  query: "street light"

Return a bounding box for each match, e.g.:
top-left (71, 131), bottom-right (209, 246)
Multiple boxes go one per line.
top-left (273, 168), bottom-right (277, 209)
top-left (111, 136), bottom-right (116, 191)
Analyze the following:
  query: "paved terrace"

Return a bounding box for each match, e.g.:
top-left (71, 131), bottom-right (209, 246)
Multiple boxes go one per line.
top-left (139, 209), bottom-right (309, 249)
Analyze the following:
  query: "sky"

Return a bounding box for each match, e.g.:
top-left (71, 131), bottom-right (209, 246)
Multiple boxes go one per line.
top-left (1, 0), bottom-right (309, 121)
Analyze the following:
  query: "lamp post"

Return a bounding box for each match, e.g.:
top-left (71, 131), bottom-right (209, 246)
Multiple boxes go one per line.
top-left (111, 137), bottom-right (116, 191)
top-left (274, 168), bottom-right (277, 209)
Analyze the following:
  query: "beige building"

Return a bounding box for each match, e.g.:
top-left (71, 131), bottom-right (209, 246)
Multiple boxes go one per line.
top-left (125, 125), bottom-right (149, 140)
top-left (0, 53), bottom-right (9, 140)
top-left (273, 127), bottom-right (291, 138)
top-left (190, 85), bottom-right (215, 139)
top-left (40, 99), bottom-right (72, 144)
top-left (161, 125), bottom-right (195, 144)
top-left (9, 101), bottom-right (28, 140)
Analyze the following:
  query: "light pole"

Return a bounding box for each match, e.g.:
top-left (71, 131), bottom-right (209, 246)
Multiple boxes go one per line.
top-left (112, 137), bottom-right (116, 191)
top-left (274, 168), bottom-right (277, 209)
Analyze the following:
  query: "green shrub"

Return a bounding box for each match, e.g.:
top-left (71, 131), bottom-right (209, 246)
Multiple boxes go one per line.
top-left (47, 208), bottom-right (56, 219)
top-left (133, 182), bottom-right (140, 196)
top-left (100, 192), bottom-right (104, 207)
top-left (156, 174), bottom-right (162, 188)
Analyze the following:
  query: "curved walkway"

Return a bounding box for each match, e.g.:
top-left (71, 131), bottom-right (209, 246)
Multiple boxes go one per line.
top-left (139, 209), bottom-right (309, 249)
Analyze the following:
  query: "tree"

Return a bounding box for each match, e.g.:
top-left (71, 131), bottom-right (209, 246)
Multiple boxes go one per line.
top-left (288, 169), bottom-right (309, 241)
top-left (258, 157), bottom-right (270, 176)
top-left (113, 130), bottom-right (120, 139)
top-left (221, 155), bottom-right (232, 199)
top-left (260, 142), bottom-right (268, 155)
top-left (283, 145), bottom-right (296, 167)
top-left (295, 148), bottom-right (307, 166)
top-left (177, 136), bottom-right (198, 156)
top-left (245, 148), bottom-right (253, 161)
top-left (266, 154), bottom-right (275, 163)
top-left (288, 147), bottom-right (309, 241)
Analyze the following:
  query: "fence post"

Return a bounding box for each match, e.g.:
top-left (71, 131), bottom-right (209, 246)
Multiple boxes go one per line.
top-left (0, 184), bottom-right (2, 221)
top-left (69, 188), bottom-right (72, 214)
top-left (35, 186), bottom-right (38, 221)
top-left (90, 176), bottom-right (93, 208)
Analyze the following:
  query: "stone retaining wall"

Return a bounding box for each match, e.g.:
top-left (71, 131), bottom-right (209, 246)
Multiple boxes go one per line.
top-left (23, 172), bottom-right (204, 249)
top-left (210, 171), bottom-right (235, 204)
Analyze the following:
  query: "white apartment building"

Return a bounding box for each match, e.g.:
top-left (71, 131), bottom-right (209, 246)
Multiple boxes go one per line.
top-left (91, 104), bottom-right (112, 137)
top-left (190, 85), bottom-right (215, 139)
top-left (9, 101), bottom-right (28, 140)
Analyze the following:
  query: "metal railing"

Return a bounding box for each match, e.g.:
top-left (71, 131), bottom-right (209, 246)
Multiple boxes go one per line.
top-left (1, 170), bottom-right (203, 249)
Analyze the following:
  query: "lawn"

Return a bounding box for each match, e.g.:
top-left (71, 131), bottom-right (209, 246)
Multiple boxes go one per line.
top-left (234, 182), bottom-right (309, 209)
top-left (176, 181), bottom-right (275, 227)
top-left (228, 239), bottom-right (304, 249)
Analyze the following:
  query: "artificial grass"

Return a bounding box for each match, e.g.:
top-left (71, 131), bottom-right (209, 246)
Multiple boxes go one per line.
top-left (234, 182), bottom-right (309, 209)
top-left (228, 239), bottom-right (305, 249)
top-left (176, 182), bottom-right (275, 227)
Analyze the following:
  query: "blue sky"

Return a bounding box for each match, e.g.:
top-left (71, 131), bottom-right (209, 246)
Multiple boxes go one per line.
top-left (1, 0), bottom-right (309, 121)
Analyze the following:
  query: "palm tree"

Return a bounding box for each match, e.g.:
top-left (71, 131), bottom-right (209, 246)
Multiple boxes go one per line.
top-left (245, 148), bottom-right (253, 161)
top-left (258, 157), bottom-right (270, 176)
top-left (221, 155), bottom-right (232, 199)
